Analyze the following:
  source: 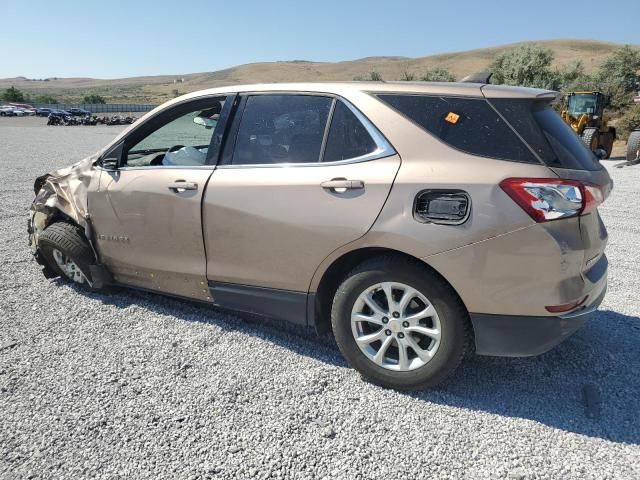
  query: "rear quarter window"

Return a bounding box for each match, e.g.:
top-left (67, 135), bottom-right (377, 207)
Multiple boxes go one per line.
top-left (489, 99), bottom-right (601, 171)
top-left (376, 94), bottom-right (538, 164)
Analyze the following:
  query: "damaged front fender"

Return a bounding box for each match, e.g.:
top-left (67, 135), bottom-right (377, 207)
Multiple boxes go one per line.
top-left (28, 153), bottom-right (100, 253)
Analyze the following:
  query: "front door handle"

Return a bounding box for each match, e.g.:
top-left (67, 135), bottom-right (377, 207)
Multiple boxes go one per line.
top-left (168, 180), bottom-right (198, 192)
top-left (321, 178), bottom-right (365, 192)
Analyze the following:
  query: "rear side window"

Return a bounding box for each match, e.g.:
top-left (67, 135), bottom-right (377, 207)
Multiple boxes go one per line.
top-left (490, 99), bottom-right (601, 171)
top-left (231, 94), bottom-right (332, 165)
top-left (377, 94), bottom-right (538, 163)
top-left (323, 101), bottom-right (377, 162)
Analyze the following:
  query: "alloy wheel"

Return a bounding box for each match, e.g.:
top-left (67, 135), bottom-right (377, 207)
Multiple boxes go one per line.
top-left (51, 248), bottom-right (87, 284)
top-left (351, 282), bottom-right (441, 371)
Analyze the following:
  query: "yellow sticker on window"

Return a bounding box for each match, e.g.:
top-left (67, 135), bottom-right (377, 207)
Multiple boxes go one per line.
top-left (445, 112), bottom-right (460, 124)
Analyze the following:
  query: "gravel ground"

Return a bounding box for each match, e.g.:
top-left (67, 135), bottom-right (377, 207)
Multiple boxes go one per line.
top-left (1, 121), bottom-right (639, 480)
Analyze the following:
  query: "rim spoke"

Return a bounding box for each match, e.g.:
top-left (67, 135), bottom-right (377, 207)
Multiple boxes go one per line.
top-left (373, 336), bottom-right (393, 365)
top-left (405, 335), bottom-right (434, 362)
top-left (363, 294), bottom-right (387, 317)
top-left (397, 339), bottom-right (409, 370)
top-left (405, 325), bottom-right (440, 340)
top-left (404, 305), bottom-right (436, 323)
top-left (356, 329), bottom-right (385, 346)
top-left (381, 282), bottom-right (395, 312)
top-left (397, 286), bottom-right (417, 315)
top-left (352, 312), bottom-right (384, 326)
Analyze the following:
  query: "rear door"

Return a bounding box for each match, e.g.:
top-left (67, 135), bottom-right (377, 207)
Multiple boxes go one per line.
top-left (203, 93), bottom-right (400, 293)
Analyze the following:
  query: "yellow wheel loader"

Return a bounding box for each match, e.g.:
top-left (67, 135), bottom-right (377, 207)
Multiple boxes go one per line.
top-left (561, 92), bottom-right (616, 159)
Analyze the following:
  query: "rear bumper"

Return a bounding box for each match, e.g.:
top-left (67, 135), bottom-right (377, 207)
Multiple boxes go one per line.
top-left (470, 283), bottom-right (607, 357)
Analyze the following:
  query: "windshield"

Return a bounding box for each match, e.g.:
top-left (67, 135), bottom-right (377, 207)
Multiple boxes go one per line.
top-left (491, 99), bottom-right (601, 171)
top-left (567, 94), bottom-right (597, 116)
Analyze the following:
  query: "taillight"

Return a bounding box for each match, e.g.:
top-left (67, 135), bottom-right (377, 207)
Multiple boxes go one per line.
top-left (499, 178), bottom-right (604, 223)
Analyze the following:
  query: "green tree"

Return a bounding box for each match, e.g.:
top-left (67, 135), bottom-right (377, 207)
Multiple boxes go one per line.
top-left (618, 105), bottom-right (640, 139)
top-left (82, 94), bottom-right (106, 104)
top-left (598, 46), bottom-right (640, 93)
top-left (420, 67), bottom-right (455, 82)
top-left (369, 71), bottom-right (383, 81)
top-left (2, 86), bottom-right (25, 102)
top-left (490, 45), bottom-right (562, 90)
top-left (593, 46), bottom-right (640, 110)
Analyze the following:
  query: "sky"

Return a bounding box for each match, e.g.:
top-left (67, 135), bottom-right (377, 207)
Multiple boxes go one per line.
top-left (1, 0), bottom-right (638, 79)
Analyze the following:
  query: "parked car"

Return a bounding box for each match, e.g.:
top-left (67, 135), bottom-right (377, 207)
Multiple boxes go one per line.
top-left (67, 108), bottom-right (91, 116)
top-left (28, 82), bottom-right (611, 389)
top-left (48, 109), bottom-right (72, 117)
top-left (8, 103), bottom-right (35, 115)
top-left (36, 108), bottom-right (53, 117)
top-left (0, 105), bottom-right (16, 116)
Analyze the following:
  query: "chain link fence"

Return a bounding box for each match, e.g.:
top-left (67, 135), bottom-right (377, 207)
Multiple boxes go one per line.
top-left (31, 103), bottom-right (158, 113)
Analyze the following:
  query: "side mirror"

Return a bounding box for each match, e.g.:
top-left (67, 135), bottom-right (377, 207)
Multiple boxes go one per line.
top-left (593, 148), bottom-right (607, 160)
top-left (100, 142), bottom-right (123, 171)
top-left (102, 157), bottom-right (119, 170)
top-left (194, 115), bottom-right (218, 129)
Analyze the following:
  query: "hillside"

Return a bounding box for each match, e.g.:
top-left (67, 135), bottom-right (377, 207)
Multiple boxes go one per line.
top-left (1, 39), bottom-right (635, 104)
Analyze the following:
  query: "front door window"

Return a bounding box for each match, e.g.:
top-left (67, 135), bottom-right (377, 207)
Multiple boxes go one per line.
top-left (125, 97), bottom-right (226, 167)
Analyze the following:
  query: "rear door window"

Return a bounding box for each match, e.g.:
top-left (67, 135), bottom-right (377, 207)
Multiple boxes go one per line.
top-left (376, 94), bottom-right (538, 163)
top-left (323, 101), bottom-right (377, 162)
top-left (490, 99), bottom-right (601, 171)
top-left (230, 94), bottom-right (332, 165)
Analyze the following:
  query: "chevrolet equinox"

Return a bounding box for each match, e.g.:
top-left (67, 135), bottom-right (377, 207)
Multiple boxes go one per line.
top-left (29, 82), bottom-right (611, 389)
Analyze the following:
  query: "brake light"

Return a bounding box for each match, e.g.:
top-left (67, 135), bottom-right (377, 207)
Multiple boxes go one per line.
top-left (499, 178), bottom-right (604, 223)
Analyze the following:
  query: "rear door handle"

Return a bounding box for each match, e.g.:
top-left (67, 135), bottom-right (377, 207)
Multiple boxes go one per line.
top-left (321, 178), bottom-right (365, 191)
top-left (168, 180), bottom-right (198, 192)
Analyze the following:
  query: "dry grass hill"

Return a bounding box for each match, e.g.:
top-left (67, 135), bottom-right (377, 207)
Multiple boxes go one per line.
top-left (1, 39), bottom-right (635, 104)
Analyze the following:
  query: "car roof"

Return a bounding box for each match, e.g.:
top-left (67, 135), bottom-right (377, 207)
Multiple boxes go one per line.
top-left (170, 81), bottom-right (556, 102)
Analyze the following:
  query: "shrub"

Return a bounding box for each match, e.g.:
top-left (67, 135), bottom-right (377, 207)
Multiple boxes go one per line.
top-left (34, 94), bottom-right (58, 104)
top-left (82, 94), bottom-right (106, 104)
top-left (400, 71), bottom-right (415, 81)
top-left (420, 68), bottom-right (455, 82)
top-left (618, 105), bottom-right (640, 139)
top-left (490, 45), bottom-right (561, 90)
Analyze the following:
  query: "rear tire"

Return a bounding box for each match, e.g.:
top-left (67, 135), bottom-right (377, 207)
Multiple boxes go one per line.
top-left (627, 130), bottom-right (640, 162)
top-left (581, 127), bottom-right (599, 152)
top-left (38, 222), bottom-right (102, 291)
top-left (331, 255), bottom-right (470, 390)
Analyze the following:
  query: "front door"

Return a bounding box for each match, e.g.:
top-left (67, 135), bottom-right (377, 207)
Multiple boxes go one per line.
top-left (90, 96), bottom-right (231, 300)
top-left (203, 94), bottom-right (401, 294)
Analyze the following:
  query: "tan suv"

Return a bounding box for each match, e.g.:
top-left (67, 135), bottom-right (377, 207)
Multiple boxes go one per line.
top-left (29, 82), bottom-right (611, 389)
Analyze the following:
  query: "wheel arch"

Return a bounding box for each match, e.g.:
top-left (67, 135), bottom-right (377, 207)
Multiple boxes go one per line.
top-left (310, 246), bottom-right (469, 334)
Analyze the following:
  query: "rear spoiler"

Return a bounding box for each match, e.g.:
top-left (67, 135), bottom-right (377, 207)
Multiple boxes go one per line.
top-left (460, 71), bottom-right (493, 84)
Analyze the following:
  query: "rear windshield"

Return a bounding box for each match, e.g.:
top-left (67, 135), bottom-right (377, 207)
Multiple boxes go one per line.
top-left (376, 94), bottom-right (538, 163)
top-left (490, 99), bottom-right (601, 171)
